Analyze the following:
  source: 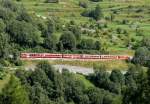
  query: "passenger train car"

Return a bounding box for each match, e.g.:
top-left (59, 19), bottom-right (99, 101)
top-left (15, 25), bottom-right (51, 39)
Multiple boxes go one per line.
top-left (20, 53), bottom-right (132, 61)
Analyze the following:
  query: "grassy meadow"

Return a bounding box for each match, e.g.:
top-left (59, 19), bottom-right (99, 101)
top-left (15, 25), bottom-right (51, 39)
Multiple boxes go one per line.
top-left (15, 0), bottom-right (150, 53)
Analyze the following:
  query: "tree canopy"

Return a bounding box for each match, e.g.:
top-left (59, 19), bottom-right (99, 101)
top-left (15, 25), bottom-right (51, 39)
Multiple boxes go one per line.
top-left (60, 31), bottom-right (76, 50)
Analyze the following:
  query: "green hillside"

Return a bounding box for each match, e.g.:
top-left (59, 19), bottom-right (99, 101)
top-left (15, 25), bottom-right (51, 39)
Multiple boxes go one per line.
top-left (15, 0), bottom-right (150, 54)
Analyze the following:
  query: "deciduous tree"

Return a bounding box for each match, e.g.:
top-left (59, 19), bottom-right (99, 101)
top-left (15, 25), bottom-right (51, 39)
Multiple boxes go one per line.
top-left (0, 75), bottom-right (30, 104)
top-left (60, 31), bottom-right (76, 50)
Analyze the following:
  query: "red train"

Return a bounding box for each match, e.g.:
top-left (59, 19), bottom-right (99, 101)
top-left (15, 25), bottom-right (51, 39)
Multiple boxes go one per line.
top-left (20, 53), bottom-right (132, 61)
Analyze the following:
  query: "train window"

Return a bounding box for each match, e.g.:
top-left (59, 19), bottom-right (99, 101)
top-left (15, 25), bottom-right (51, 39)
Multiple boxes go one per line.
top-left (30, 54), bottom-right (33, 56)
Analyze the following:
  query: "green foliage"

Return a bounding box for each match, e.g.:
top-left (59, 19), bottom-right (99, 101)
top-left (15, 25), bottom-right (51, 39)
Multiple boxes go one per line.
top-left (7, 20), bottom-right (41, 47)
top-left (17, 7), bottom-right (32, 22)
top-left (0, 67), bottom-right (5, 80)
top-left (95, 41), bottom-right (101, 50)
top-left (14, 61), bottom-right (122, 104)
top-left (64, 79), bottom-right (87, 103)
top-left (12, 61), bottom-right (150, 104)
top-left (0, 59), bottom-right (11, 67)
top-left (0, 19), bottom-right (6, 33)
top-left (90, 0), bottom-right (103, 2)
top-left (143, 69), bottom-right (150, 104)
top-left (88, 69), bottom-right (110, 90)
top-left (45, 0), bottom-right (59, 3)
top-left (57, 41), bottom-right (64, 51)
top-left (81, 9), bottom-right (91, 17)
top-left (31, 61), bottom-right (64, 99)
top-left (37, 19), bottom-right (48, 37)
top-left (0, 75), bottom-right (30, 104)
top-left (122, 65), bottom-right (147, 104)
top-left (68, 25), bottom-right (81, 41)
top-left (16, 0), bottom-right (22, 2)
top-left (87, 87), bottom-right (122, 104)
top-left (10, 0), bottom-right (149, 56)
top-left (0, 7), bottom-right (15, 22)
top-left (46, 19), bottom-right (56, 37)
top-left (79, 39), bottom-right (95, 50)
top-left (30, 82), bottom-right (52, 104)
top-left (0, 0), bottom-right (110, 60)
top-left (90, 5), bottom-right (103, 20)
top-left (79, 1), bottom-right (88, 8)
top-left (0, 33), bottom-right (9, 58)
top-left (82, 5), bottom-right (103, 20)
top-left (133, 47), bottom-right (150, 66)
top-left (86, 87), bottom-right (104, 104)
top-left (141, 36), bottom-right (150, 50)
top-left (1, 0), bottom-right (18, 12)
top-left (60, 31), bottom-right (76, 50)
top-left (0, 0), bottom-right (149, 103)
top-left (110, 70), bottom-right (125, 85)
top-left (44, 35), bottom-right (57, 50)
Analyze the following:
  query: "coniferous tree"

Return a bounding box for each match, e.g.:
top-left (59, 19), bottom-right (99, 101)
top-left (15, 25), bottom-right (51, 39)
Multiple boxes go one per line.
top-left (0, 75), bottom-right (30, 104)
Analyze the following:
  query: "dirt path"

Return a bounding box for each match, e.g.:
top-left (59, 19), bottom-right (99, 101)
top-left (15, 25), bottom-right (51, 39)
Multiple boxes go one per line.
top-left (24, 64), bottom-right (127, 75)
top-left (53, 65), bottom-right (94, 75)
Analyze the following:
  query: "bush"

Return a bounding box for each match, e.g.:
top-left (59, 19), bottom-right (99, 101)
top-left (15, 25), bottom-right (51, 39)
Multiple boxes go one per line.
top-left (16, 0), bottom-right (22, 2)
top-left (45, 0), bottom-right (59, 3)
top-left (82, 5), bottom-right (103, 20)
top-left (59, 31), bottom-right (76, 50)
top-left (0, 68), bottom-right (5, 80)
top-left (81, 9), bottom-right (91, 17)
top-left (122, 19), bottom-right (128, 25)
top-left (0, 19), bottom-right (6, 33)
top-left (79, 1), bottom-right (88, 8)
top-left (44, 35), bottom-right (57, 50)
top-left (17, 8), bottom-right (32, 22)
top-left (132, 47), bottom-right (150, 66)
top-left (46, 19), bottom-right (56, 37)
top-left (95, 41), bottom-right (101, 50)
top-left (14, 60), bottom-right (23, 66)
top-left (90, 0), bottom-right (103, 2)
top-left (68, 26), bottom-right (81, 40)
top-left (1, 0), bottom-right (18, 12)
top-left (0, 59), bottom-right (11, 67)
top-left (141, 36), bottom-right (150, 50)
top-left (0, 7), bottom-right (15, 21)
top-left (116, 28), bottom-right (122, 34)
top-left (79, 39), bottom-right (95, 50)
top-left (90, 5), bottom-right (103, 20)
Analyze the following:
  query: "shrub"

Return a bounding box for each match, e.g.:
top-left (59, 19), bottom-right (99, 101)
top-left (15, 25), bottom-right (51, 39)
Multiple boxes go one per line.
top-left (0, 59), bottom-right (11, 67)
top-left (59, 31), bottom-right (76, 50)
top-left (79, 1), bottom-right (88, 8)
top-left (0, 67), bottom-right (5, 80)
top-left (81, 5), bottom-right (103, 20)
top-left (44, 35), bottom-right (57, 50)
top-left (45, 0), bottom-right (59, 3)
top-left (79, 39), bottom-right (95, 50)
top-left (90, 0), bottom-right (103, 2)
top-left (14, 60), bottom-right (23, 66)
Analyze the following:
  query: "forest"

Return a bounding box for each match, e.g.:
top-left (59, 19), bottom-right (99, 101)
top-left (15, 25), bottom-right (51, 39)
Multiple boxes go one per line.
top-left (0, 60), bottom-right (150, 104)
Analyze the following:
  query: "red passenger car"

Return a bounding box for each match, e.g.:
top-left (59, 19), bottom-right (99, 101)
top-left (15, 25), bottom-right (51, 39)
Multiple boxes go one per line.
top-left (20, 53), bottom-right (131, 61)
